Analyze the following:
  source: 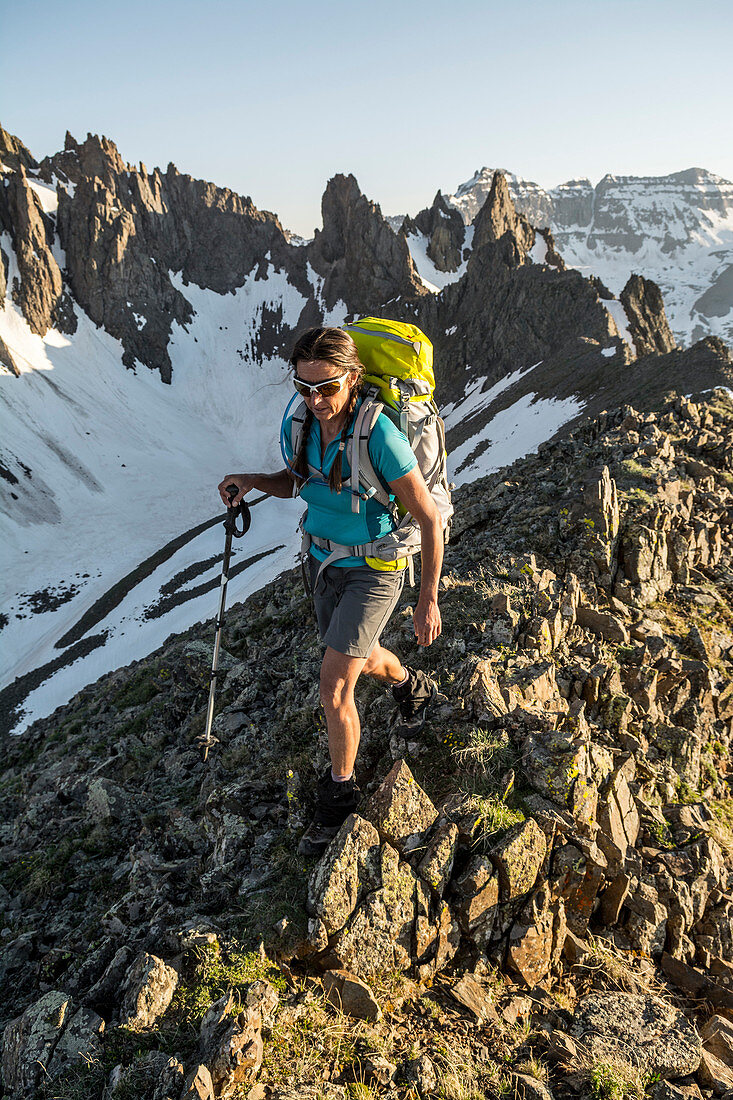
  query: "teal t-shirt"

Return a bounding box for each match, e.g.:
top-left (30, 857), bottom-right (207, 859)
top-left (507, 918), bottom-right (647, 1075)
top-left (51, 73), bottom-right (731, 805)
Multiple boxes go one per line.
top-left (282, 398), bottom-right (417, 567)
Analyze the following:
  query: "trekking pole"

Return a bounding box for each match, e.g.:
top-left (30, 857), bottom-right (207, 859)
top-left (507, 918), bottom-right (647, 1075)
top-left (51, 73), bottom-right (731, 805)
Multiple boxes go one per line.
top-left (198, 484), bottom-right (251, 762)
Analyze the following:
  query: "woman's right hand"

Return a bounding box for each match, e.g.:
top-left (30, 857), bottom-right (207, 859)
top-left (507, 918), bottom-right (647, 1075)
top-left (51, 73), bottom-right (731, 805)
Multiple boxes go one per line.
top-left (218, 474), bottom-right (256, 508)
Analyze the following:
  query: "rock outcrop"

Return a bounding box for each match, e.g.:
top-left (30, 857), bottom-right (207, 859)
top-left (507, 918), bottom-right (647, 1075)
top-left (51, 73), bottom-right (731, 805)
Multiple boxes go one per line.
top-left (2, 390), bottom-right (732, 1098)
top-left (401, 190), bottom-right (466, 272)
top-left (308, 172), bottom-right (425, 313)
top-left (621, 273), bottom-right (677, 356)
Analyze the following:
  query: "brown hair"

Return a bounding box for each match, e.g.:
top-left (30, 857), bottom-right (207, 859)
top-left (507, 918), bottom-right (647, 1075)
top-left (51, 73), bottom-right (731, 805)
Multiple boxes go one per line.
top-left (289, 327), bottom-right (364, 493)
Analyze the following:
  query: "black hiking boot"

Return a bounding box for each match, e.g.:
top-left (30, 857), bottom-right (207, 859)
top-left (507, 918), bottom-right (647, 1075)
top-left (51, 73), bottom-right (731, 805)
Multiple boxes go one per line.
top-left (297, 770), bottom-right (361, 858)
top-left (391, 666), bottom-right (438, 735)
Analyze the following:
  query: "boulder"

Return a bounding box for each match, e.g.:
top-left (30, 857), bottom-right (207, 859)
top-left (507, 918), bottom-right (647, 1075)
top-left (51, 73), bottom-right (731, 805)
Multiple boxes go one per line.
top-left (572, 993), bottom-right (702, 1078)
top-left (363, 760), bottom-right (438, 853)
top-left (448, 972), bottom-right (500, 1024)
top-left (697, 1049), bottom-right (733, 1095)
top-left (120, 952), bottom-right (178, 1027)
top-left (307, 814), bottom-right (381, 937)
top-left (417, 821), bottom-right (458, 896)
top-left (453, 855), bottom-right (500, 934)
top-left (457, 656), bottom-right (509, 720)
top-left (596, 769), bottom-right (640, 865)
top-left (322, 970), bottom-right (382, 1021)
top-left (331, 844), bottom-right (417, 980)
top-left (46, 1006), bottom-right (105, 1078)
top-left (488, 819), bottom-right (547, 900)
top-left (700, 1015), bottom-right (733, 1067)
top-left (1, 991), bottom-right (72, 1097)
top-left (181, 1064), bottom-right (215, 1099)
top-left (576, 606), bottom-right (629, 644)
top-left (403, 1053), bottom-right (437, 1094)
top-left (514, 1074), bottom-right (555, 1100)
top-left (151, 1056), bottom-right (185, 1099)
top-left (208, 1006), bottom-right (263, 1098)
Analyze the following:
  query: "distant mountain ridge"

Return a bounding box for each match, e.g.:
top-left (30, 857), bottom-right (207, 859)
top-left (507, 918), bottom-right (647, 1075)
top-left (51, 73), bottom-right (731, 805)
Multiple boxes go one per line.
top-left (438, 166), bottom-right (733, 349)
top-left (1, 123), bottom-right (731, 737)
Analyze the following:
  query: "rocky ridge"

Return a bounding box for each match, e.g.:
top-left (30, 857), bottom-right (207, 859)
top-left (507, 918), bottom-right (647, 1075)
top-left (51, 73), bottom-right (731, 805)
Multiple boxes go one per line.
top-left (440, 167), bottom-right (733, 350)
top-left (1, 122), bottom-right (708, 406)
top-left (2, 390), bottom-right (733, 1099)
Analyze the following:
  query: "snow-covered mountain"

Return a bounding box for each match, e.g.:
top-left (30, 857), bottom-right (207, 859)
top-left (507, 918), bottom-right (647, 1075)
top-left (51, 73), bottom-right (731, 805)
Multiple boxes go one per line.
top-left (2, 127), bottom-right (731, 738)
top-left (442, 167), bottom-right (733, 349)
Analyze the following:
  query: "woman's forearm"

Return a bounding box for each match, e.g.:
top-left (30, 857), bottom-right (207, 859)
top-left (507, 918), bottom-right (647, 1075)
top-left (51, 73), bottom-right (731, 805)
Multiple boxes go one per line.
top-left (417, 515), bottom-right (443, 604)
top-left (248, 469), bottom-right (295, 498)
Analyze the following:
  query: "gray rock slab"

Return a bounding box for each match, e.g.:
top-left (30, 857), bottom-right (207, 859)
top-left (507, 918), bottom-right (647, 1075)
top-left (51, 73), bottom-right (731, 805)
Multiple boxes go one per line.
top-left (572, 993), bottom-right (702, 1078)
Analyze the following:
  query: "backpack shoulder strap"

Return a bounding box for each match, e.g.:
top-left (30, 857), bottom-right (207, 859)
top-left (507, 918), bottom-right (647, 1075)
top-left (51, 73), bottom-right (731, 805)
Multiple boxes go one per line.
top-left (281, 396), bottom-right (321, 493)
top-left (350, 392), bottom-right (393, 513)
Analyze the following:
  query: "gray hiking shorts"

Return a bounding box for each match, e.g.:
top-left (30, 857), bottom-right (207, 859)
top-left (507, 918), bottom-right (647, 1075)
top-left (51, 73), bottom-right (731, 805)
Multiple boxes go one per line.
top-left (308, 555), bottom-right (405, 659)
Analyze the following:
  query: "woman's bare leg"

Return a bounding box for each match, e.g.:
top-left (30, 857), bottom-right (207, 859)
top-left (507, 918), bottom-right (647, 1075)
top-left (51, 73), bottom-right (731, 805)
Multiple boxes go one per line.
top-left (319, 647), bottom-right (367, 778)
top-left (319, 644), bottom-right (407, 778)
top-left (362, 642), bottom-right (406, 686)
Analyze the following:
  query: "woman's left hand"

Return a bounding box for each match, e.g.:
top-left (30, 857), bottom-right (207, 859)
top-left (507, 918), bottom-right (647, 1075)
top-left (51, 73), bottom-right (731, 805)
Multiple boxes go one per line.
top-left (413, 597), bottom-right (442, 646)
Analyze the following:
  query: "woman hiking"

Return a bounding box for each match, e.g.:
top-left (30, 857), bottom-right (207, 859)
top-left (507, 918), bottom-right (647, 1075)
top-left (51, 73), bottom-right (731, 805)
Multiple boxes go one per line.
top-left (218, 326), bottom-right (443, 856)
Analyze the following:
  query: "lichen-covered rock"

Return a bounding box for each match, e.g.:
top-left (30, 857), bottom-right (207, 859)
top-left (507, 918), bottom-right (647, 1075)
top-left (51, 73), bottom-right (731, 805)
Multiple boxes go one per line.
top-left (181, 1063), bottom-right (215, 1099)
top-left (1, 991), bottom-right (72, 1097)
top-left (46, 1006), bottom-right (105, 1078)
top-left (576, 605), bottom-right (629, 643)
top-left (364, 760), bottom-right (438, 853)
top-left (417, 821), bottom-right (458, 896)
top-left (307, 814), bottom-right (381, 937)
top-left (453, 856), bottom-right (500, 935)
top-left (488, 818), bottom-right (547, 900)
top-left (332, 844), bottom-right (416, 979)
top-left (572, 993), bottom-right (702, 1078)
top-left (120, 952), bottom-right (178, 1028)
top-left (597, 768), bottom-right (640, 865)
top-left (208, 1006), bottom-right (263, 1098)
top-left (457, 655), bottom-right (509, 719)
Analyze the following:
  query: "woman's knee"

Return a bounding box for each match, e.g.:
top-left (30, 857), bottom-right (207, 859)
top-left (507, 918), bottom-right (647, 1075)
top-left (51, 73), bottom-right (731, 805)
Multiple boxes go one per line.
top-left (319, 667), bottom-right (350, 711)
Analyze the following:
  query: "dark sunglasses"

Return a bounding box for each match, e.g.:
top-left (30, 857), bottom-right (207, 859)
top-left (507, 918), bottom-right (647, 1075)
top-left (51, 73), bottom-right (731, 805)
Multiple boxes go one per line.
top-left (293, 373), bottom-right (350, 398)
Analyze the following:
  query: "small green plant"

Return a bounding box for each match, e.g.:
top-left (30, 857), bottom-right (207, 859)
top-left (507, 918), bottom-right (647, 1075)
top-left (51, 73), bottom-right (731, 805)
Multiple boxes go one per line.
top-left (620, 458), bottom-right (654, 483)
top-left (588, 1059), bottom-right (647, 1100)
top-left (515, 1056), bottom-right (548, 1083)
top-left (172, 942), bottom-right (284, 1022)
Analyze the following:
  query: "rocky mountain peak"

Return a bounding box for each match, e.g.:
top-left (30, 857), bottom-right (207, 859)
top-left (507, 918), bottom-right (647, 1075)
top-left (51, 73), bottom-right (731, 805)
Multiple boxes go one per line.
top-left (308, 172), bottom-right (425, 312)
top-left (0, 124), bottom-right (37, 174)
top-left (0, 165), bottom-right (76, 339)
top-left (39, 131), bottom-right (127, 189)
top-left (401, 190), bottom-right (466, 273)
top-left (470, 171), bottom-right (535, 258)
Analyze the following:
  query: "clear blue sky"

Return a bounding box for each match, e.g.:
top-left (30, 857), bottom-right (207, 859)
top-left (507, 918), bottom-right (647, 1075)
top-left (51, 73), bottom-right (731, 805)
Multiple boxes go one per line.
top-left (4, 0), bottom-right (733, 236)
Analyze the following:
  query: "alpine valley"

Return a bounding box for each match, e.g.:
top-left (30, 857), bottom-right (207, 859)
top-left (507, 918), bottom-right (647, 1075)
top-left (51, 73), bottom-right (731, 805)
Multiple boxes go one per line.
top-left (2, 125), bottom-right (731, 737)
top-left (2, 125), bottom-right (733, 1100)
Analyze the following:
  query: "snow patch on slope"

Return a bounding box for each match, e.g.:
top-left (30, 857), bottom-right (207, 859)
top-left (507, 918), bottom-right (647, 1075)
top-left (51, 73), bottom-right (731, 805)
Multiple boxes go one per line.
top-left (449, 392), bottom-right (585, 487)
top-left (404, 229), bottom-right (471, 293)
top-left (1, 256), bottom-right (309, 734)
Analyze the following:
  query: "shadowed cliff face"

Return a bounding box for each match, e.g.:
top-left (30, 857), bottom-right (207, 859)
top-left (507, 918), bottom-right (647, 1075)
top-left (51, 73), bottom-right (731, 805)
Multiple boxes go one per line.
top-left (401, 190), bottom-right (467, 273)
top-left (307, 172), bottom-right (426, 313)
top-left (48, 134), bottom-right (297, 380)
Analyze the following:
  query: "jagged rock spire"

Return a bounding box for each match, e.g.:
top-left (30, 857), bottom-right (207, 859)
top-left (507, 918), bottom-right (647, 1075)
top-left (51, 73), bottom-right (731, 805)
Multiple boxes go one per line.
top-left (621, 273), bottom-right (677, 356)
top-left (307, 173), bottom-right (425, 312)
top-left (471, 170), bottom-right (535, 257)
